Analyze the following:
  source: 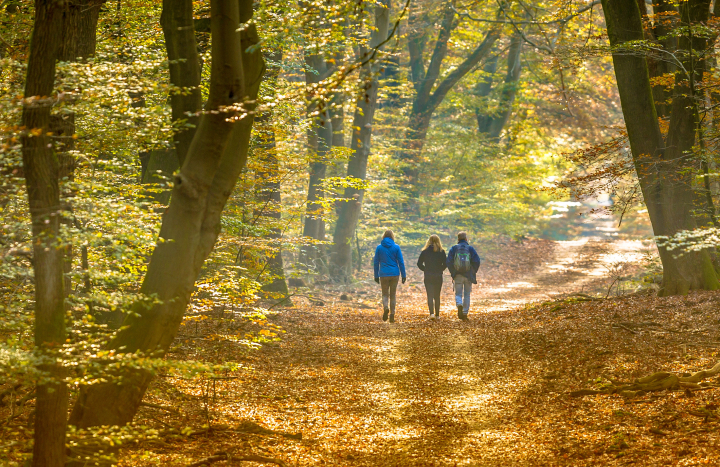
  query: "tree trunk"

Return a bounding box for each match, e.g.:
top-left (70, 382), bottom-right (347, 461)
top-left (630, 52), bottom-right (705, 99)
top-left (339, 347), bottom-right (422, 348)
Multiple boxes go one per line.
top-left (161, 0), bottom-right (202, 166)
top-left (300, 54), bottom-right (333, 269)
top-left (398, 3), bottom-right (501, 206)
top-left (602, 0), bottom-right (720, 296)
top-left (21, 2), bottom-right (67, 466)
top-left (255, 49), bottom-right (289, 295)
top-left (68, 0), bottom-right (264, 431)
top-left (331, 0), bottom-right (391, 280)
top-left (140, 149), bottom-right (179, 204)
top-left (485, 32), bottom-right (523, 139)
top-left (475, 53), bottom-right (498, 134)
top-left (57, 0), bottom-right (105, 61)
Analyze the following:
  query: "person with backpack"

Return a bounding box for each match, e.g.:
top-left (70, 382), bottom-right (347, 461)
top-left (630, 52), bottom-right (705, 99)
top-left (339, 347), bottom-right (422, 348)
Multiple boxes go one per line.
top-left (417, 235), bottom-right (447, 320)
top-left (373, 229), bottom-right (406, 323)
top-left (447, 231), bottom-right (481, 321)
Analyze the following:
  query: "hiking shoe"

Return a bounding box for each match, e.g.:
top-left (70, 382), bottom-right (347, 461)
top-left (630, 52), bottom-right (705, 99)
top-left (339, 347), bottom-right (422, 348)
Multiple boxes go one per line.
top-left (389, 315), bottom-right (395, 323)
top-left (461, 314), bottom-right (469, 321)
top-left (457, 305), bottom-right (463, 319)
top-left (429, 314), bottom-right (436, 320)
top-left (382, 308), bottom-right (389, 322)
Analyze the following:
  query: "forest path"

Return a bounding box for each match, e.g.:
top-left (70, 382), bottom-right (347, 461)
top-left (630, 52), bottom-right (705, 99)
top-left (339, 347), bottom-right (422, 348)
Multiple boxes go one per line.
top-left (152, 237), bottom-right (659, 466)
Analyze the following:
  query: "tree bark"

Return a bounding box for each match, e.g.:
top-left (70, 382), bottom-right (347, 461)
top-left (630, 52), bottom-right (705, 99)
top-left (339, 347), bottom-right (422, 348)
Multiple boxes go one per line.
top-left (57, 0), bottom-right (105, 61)
top-left (331, 0), bottom-right (391, 280)
top-left (21, 2), bottom-right (67, 466)
top-left (69, 0), bottom-right (264, 430)
top-left (602, 0), bottom-right (720, 296)
top-left (300, 54), bottom-right (333, 269)
top-left (255, 49), bottom-right (289, 295)
top-left (475, 52), bottom-right (498, 134)
top-left (480, 31), bottom-right (523, 139)
top-left (161, 0), bottom-right (202, 166)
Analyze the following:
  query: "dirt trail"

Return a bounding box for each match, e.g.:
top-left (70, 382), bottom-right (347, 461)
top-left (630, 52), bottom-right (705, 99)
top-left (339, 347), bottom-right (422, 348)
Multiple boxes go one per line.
top-left (145, 237), bottom-right (661, 466)
top-left (475, 236), bottom-right (647, 310)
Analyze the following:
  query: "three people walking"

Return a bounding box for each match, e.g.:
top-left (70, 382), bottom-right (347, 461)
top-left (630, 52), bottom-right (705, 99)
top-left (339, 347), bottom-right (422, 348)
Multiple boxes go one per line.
top-left (372, 230), bottom-right (481, 322)
top-left (373, 229), bottom-right (406, 323)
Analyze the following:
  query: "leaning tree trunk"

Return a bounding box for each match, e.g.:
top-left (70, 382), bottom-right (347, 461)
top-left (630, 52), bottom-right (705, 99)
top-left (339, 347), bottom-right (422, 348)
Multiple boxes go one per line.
top-left (602, 0), bottom-right (720, 296)
top-left (331, 0), bottom-right (391, 280)
top-left (68, 0), bottom-right (264, 430)
top-left (485, 31), bottom-right (523, 139)
top-left (21, 2), bottom-right (67, 466)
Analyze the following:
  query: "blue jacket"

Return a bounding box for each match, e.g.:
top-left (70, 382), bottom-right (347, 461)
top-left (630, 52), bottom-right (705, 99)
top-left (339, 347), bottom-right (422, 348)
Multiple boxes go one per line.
top-left (447, 240), bottom-right (481, 284)
top-left (373, 237), bottom-right (406, 279)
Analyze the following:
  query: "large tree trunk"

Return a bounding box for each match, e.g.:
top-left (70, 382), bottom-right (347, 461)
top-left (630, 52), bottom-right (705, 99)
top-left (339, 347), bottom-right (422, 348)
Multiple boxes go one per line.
top-left (602, 0), bottom-right (720, 296)
top-left (68, 0), bottom-right (264, 430)
top-left (21, 2), bottom-right (67, 466)
top-left (331, 0), bottom-right (391, 280)
top-left (161, 0), bottom-right (202, 166)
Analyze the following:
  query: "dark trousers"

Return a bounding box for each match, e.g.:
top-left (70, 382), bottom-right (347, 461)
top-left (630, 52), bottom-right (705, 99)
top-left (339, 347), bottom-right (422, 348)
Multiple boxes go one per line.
top-left (424, 275), bottom-right (443, 315)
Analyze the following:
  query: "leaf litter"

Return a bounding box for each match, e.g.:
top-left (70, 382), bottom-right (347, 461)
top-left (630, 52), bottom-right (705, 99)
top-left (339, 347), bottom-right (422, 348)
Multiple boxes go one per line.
top-left (108, 238), bottom-right (720, 465)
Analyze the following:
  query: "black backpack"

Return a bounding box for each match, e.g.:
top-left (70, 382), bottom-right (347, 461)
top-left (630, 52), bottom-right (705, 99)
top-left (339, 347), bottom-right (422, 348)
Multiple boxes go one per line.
top-left (453, 243), bottom-right (472, 273)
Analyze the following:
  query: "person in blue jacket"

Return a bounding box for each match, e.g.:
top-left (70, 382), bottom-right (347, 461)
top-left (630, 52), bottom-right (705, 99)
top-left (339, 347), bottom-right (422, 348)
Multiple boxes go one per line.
top-left (447, 231), bottom-right (481, 321)
top-left (373, 229), bottom-right (406, 323)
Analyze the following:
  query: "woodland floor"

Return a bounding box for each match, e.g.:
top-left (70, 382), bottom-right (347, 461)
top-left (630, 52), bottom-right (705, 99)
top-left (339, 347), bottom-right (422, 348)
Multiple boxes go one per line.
top-left (109, 235), bottom-right (720, 466)
top-left (7, 235), bottom-right (720, 466)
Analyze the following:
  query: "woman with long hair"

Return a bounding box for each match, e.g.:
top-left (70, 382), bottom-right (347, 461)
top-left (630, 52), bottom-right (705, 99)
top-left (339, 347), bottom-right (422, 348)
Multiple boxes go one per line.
top-left (417, 235), bottom-right (447, 319)
top-left (373, 229), bottom-right (406, 323)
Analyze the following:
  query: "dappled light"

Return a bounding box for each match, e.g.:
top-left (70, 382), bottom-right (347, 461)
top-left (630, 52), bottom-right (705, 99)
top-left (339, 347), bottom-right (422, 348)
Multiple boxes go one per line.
top-left (4, 0), bottom-right (720, 465)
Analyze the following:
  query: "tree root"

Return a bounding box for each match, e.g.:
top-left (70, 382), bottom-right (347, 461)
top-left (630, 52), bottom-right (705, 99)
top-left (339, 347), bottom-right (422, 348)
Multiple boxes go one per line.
top-left (570, 361), bottom-right (720, 398)
top-left (232, 420), bottom-right (302, 440)
top-left (188, 452), bottom-right (287, 467)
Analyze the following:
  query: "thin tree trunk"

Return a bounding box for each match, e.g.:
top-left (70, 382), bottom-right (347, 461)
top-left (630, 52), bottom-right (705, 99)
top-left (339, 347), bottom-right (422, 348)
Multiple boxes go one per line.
top-left (161, 0), bottom-right (202, 166)
top-left (69, 0), bottom-right (264, 430)
top-left (21, 1), bottom-right (67, 465)
top-left (331, 0), bottom-right (391, 280)
top-left (300, 54), bottom-right (333, 269)
top-left (256, 49), bottom-right (289, 294)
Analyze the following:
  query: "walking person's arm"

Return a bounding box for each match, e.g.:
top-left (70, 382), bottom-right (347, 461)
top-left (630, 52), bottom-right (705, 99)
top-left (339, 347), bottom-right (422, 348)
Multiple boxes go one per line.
top-left (441, 250), bottom-right (448, 272)
top-left (447, 246), bottom-right (456, 279)
top-left (398, 247), bottom-right (406, 283)
top-left (373, 247), bottom-right (380, 283)
top-left (470, 246), bottom-right (481, 272)
top-left (417, 250), bottom-right (426, 271)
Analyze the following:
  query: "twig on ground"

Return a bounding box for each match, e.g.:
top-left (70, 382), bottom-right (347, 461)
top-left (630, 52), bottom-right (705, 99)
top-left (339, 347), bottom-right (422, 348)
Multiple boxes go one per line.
top-left (187, 452), bottom-right (287, 467)
top-left (612, 322), bottom-right (637, 334)
top-left (140, 402), bottom-right (180, 414)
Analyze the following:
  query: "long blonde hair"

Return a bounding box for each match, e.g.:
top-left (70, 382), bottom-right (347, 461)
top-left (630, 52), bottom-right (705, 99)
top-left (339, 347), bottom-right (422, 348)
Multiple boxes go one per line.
top-left (423, 234), bottom-right (442, 252)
